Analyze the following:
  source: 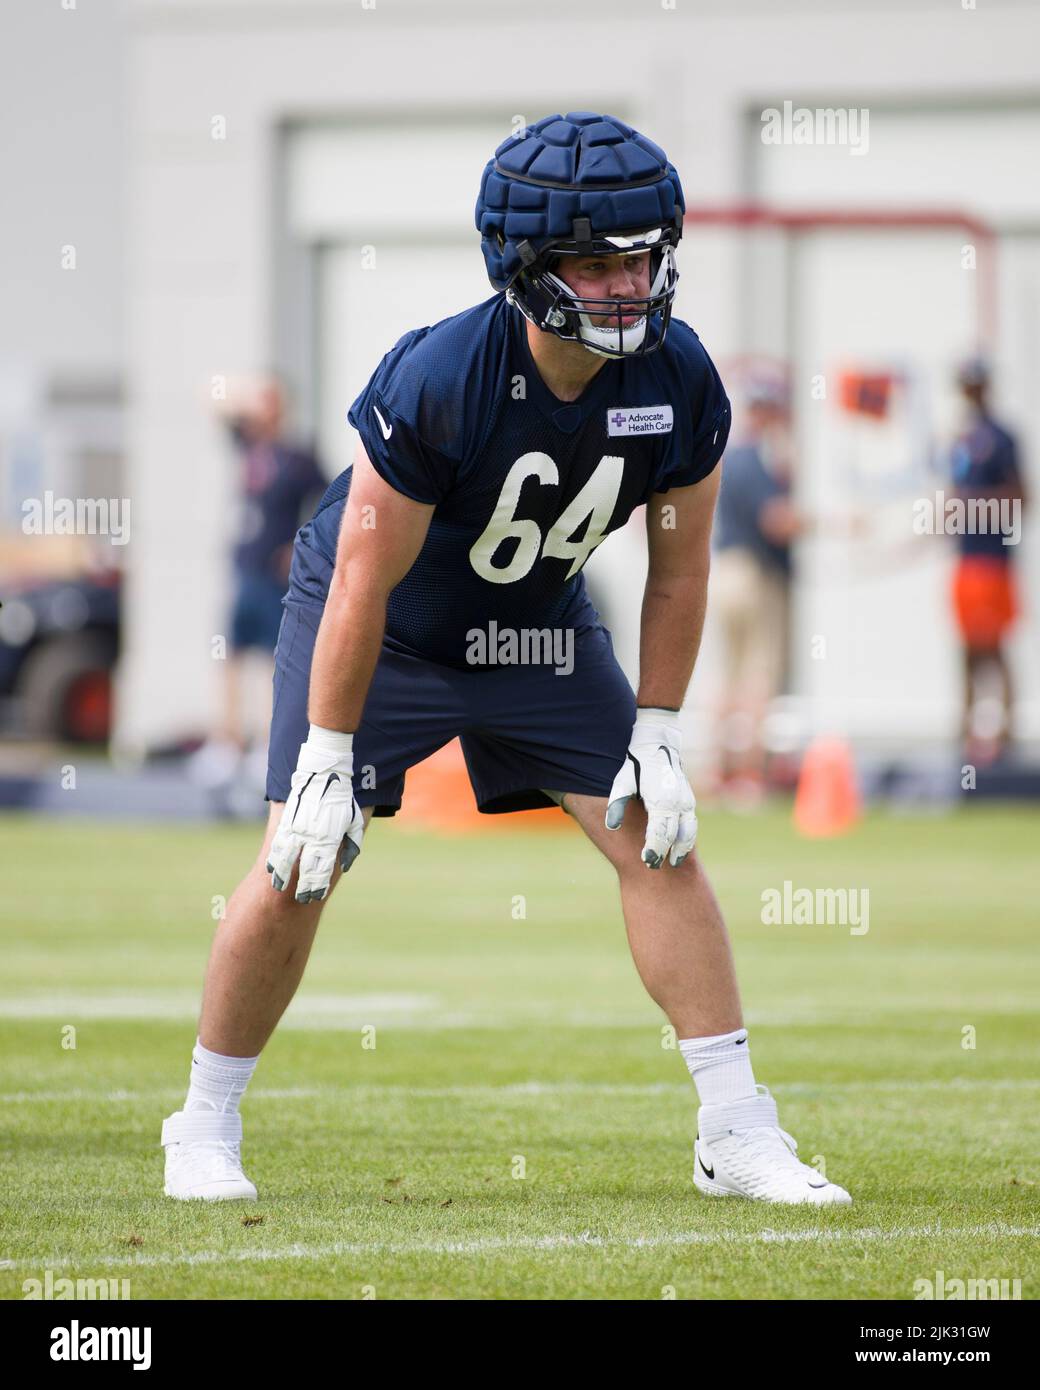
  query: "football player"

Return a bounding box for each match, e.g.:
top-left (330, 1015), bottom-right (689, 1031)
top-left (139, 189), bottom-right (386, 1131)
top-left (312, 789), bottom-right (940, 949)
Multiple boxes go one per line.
top-left (161, 113), bottom-right (851, 1207)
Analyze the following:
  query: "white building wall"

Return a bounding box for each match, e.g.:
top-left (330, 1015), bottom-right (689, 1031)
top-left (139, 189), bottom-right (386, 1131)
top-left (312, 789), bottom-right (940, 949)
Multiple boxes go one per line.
top-left (49, 0), bottom-right (1039, 750)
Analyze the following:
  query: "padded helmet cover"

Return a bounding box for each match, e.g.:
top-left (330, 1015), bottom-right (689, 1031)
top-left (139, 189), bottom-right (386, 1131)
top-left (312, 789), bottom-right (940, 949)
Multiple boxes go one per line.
top-left (475, 113), bottom-right (685, 357)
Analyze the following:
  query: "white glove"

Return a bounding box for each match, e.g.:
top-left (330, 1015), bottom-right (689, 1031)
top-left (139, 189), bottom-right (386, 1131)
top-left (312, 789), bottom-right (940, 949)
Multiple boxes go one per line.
top-left (266, 725), bottom-right (366, 903)
top-left (605, 707), bottom-right (697, 869)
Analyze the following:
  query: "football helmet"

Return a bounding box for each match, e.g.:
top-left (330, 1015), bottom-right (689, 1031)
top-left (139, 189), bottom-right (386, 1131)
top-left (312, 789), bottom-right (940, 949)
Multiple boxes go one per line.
top-left (475, 112), bottom-right (685, 359)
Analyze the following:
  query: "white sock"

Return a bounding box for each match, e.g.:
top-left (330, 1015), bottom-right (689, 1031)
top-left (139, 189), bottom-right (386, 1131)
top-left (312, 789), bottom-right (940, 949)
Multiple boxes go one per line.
top-left (678, 1027), bottom-right (757, 1107)
top-left (183, 1038), bottom-right (259, 1115)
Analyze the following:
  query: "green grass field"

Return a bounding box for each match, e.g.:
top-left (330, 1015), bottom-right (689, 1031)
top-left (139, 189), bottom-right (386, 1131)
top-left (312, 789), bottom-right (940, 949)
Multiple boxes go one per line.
top-left (1, 804), bottom-right (1037, 1300)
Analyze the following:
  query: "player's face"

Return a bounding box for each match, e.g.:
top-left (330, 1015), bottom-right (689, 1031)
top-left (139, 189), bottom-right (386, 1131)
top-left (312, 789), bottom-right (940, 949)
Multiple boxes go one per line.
top-left (555, 250), bottom-right (653, 328)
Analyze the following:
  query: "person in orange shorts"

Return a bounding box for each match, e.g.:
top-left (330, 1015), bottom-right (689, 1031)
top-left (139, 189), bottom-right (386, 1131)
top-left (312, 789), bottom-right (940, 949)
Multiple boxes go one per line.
top-left (949, 358), bottom-right (1027, 762)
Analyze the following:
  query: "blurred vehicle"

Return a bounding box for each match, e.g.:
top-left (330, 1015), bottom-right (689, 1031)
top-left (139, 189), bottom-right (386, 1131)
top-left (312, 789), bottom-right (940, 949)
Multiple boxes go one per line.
top-left (0, 569), bottom-right (120, 744)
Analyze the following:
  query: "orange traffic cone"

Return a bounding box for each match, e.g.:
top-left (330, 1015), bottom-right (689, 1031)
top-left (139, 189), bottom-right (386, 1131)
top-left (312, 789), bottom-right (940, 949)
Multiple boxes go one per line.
top-left (396, 738), bottom-right (574, 833)
top-left (396, 739), bottom-right (482, 831)
top-left (793, 736), bottom-right (861, 837)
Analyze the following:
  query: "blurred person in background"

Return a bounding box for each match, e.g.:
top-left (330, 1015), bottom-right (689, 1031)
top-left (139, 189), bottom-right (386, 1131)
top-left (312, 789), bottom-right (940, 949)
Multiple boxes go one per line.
top-left (949, 357), bottom-right (1026, 765)
top-left (710, 379), bottom-right (808, 805)
top-left (191, 374), bottom-right (327, 802)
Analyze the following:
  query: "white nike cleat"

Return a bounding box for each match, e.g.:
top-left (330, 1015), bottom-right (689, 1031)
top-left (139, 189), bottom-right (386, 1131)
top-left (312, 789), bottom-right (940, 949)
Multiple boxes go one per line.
top-left (693, 1084), bottom-right (852, 1206)
top-left (161, 1108), bottom-right (258, 1201)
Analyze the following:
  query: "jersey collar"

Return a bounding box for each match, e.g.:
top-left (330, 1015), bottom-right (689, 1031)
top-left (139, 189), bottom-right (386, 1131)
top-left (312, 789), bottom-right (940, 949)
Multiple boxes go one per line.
top-left (510, 303), bottom-right (620, 435)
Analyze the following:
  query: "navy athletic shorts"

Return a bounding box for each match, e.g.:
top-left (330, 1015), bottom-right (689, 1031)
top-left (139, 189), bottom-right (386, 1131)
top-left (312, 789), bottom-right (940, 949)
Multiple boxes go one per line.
top-left (264, 546), bottom-right (636, 817)
top-left (230, 571), bottom-right (287, 652)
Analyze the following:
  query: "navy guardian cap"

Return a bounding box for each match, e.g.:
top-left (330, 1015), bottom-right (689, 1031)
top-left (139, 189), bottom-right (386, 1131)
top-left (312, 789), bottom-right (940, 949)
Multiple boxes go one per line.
top-left (475, 112), bottom-right (685, 359)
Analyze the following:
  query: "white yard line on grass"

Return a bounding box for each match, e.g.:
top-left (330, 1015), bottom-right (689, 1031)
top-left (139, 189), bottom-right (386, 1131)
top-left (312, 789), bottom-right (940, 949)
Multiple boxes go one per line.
top-left (3, 1223), bottom-right (1039, 1271)
top-left (1, 1079), bottom-right (1039, 1104)
top-left (1, 995), bottom-right (1036, 1029)
top-left (0, 993), bottom-right (438, 1023)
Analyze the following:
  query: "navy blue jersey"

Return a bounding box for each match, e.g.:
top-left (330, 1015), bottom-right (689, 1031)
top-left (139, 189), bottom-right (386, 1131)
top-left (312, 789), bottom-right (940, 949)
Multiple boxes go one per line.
top-left (231, 440), bottom-right (327, 580)
top-left (950, 415), bottom-right (1021, 560)
top-left (714, 443), bottom-right (791, 576)
top-left (300, 293), bottom-right (730, 667)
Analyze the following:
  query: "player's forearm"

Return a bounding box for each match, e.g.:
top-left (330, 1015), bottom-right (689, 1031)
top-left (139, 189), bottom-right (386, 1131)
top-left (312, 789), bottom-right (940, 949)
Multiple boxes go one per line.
top-left (636, 574), bottom-right (708, 710)
top-left (307, 569), bottom-right (389, 733)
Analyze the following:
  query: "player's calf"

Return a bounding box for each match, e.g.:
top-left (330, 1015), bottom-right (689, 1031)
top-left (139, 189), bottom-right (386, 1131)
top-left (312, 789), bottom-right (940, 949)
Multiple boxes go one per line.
top-left (162, 802), bottom-right (373, 1201)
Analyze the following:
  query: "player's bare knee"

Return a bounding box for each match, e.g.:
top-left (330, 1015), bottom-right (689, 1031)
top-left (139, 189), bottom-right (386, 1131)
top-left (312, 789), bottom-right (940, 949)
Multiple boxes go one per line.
top-left (601, 823), bottom-right (646, 877)
top-left (253, 802), bottom-right (374, 906)
top-left (256, 801), bottom-right (286, 871)
top-left (245, 863), bottom-right (347, 935)
top-left (610, 831), bottom-right (701, 884)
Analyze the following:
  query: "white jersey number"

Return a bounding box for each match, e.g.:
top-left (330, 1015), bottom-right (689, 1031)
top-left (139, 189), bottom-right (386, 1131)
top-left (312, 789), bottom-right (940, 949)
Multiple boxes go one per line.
top-left (469, 451), bottom-right (625, 584)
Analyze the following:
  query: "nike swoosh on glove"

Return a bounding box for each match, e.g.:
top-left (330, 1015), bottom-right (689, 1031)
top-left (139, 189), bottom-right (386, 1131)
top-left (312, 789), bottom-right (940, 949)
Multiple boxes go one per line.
top-left (266, 724), bottom-right (366, 903)
top-left (605, 707), bottom-right (697, 869)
